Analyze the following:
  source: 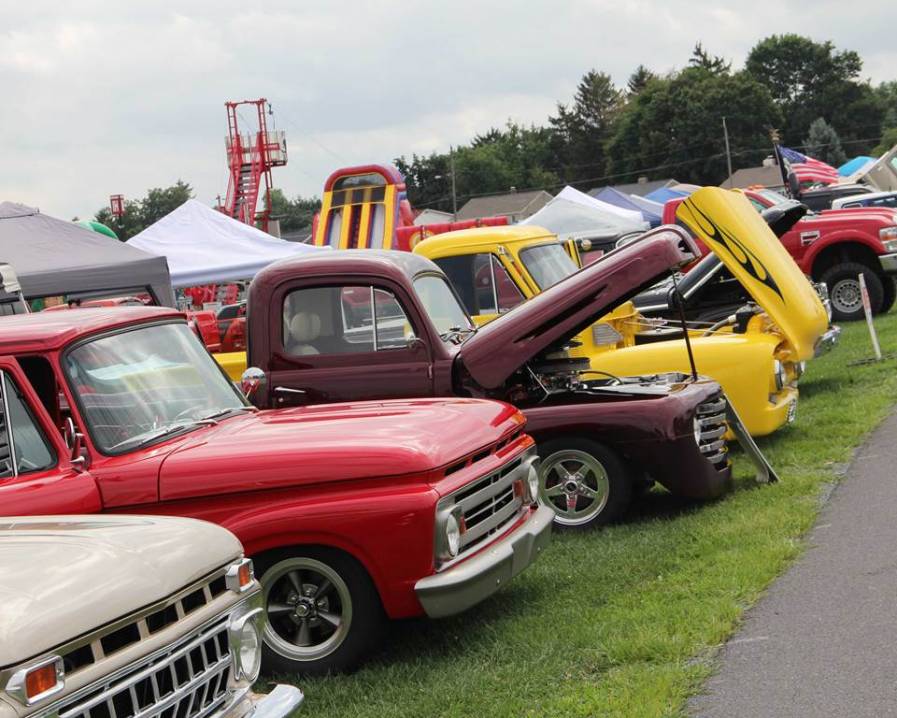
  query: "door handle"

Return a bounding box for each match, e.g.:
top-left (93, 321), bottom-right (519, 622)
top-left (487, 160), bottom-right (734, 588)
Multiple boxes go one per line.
top-left (274, 387), bottom-right (307, 395)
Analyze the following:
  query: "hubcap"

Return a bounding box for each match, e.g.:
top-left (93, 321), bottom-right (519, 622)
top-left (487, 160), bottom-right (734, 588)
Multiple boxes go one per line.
top-left (261, 557), bottom-right (353, 662)
top-left (539, 448), bottom-right (610, 526)
top-left (830, 278), bottom-right (862, 314)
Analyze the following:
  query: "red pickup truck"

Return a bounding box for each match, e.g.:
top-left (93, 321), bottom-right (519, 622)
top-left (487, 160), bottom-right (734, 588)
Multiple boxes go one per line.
top-left (0, 307), bottom-right (551, 675)
top-left (663, 188), bottom-right (897, 321)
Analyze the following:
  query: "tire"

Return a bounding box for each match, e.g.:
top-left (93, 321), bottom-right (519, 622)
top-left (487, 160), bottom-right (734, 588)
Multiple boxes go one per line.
top-left (820, 262), bottom-right (884, 321)
top-left (880, 276), bottom-right (896, 314)
top-left (537, 437), bottom-right (632, 529)
top-left (255, 547), bottom-right (386, 676)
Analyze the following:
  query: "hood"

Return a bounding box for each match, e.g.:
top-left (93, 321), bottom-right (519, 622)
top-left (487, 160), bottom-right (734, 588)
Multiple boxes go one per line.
top-left (676, 188), bottom-right (829, 360)
top-left (159, 398), bottom-right (523, 501)
top-left (458, 227), bottom-right (699, 390)
top-left (0, 515), bottom-right (241, 667)
top-left (816, 206), bottom-right (897, 224)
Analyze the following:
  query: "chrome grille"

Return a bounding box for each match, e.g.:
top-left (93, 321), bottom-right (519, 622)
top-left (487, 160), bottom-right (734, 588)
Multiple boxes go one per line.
top-left (696, 396), bottom-right (729, 469)
top-left (451, 457), bottom-right (525, 557)
top-left (55, 619), bottom-right (232, 718)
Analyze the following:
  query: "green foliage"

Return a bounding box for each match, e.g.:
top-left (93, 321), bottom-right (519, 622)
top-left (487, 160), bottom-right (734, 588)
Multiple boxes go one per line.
top-left (745, 34), bottom-right (883, 153)
top-left (269, 189), bottom-right (321, 235)
top-left (803, 117), bottom-right (847, 166)
top-left (627, 65), bottom-right (657, 96)
top-left (874, 126), bottom-right (897, 157)
top-left (689, 42), bottom-right (731, 74)
top-left (606, 65), bottom-right (781, 186)
top-left (94, 180), bottom-right (193, 241)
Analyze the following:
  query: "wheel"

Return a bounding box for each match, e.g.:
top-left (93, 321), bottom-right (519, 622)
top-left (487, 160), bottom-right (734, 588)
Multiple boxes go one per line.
top-left (880, 276), bottom-right (896, 314)
top-left (820, 262), bottom-right (884, 321)
top-left (255, 547), bottom-right (385, 676)
top-left (537, 437), bottom-right (632, 529)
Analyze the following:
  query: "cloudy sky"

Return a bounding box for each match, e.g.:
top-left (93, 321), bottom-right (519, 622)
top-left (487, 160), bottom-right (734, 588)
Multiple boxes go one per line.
top-left (2, 0), bottom-right (895, 220)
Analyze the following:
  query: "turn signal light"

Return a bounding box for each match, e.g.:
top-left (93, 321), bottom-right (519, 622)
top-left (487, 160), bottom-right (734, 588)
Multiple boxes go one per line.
top-left (226, 558), bottom-right (255, 593)
top-left (25, 664), bottom-right (58, 700)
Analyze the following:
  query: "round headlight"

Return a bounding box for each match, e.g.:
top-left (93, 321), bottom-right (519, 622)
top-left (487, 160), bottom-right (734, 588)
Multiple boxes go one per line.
top-left (444, 513), bottom-right (460, 558)
top-left (238, 618), bottom-right (262, 682)
top-left (773, 360), bottom-right (786, 391)
top-left (527, 461), bottom-right (540, 503)
top-left (693, 416), bottom-right (703, 446)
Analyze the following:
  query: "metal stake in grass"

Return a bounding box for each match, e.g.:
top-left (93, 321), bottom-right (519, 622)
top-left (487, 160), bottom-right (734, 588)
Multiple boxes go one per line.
top-left (848, 273), bottom-right (897, 366)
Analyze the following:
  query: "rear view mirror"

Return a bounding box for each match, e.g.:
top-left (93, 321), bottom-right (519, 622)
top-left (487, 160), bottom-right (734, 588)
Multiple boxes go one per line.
top-left (241, 367), bottom-right (267, 400)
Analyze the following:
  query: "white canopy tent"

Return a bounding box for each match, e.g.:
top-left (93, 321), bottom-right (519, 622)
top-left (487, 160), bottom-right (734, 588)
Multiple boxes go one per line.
top-left (554, 186), bottom-right (646, 224)
top-left (128, 200), bottom-right (325, 288)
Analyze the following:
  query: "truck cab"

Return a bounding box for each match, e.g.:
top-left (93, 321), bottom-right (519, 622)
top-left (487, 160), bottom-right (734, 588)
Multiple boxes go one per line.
top-left (0, 307), bottom-right (550, 675)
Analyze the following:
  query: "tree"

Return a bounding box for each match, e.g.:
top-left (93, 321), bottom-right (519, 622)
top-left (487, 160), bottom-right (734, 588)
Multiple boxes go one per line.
top-left (874, 126), bottom-right (897, 157)
top-left (95, 180), bottom-right (194, 241)
top-left (745, 34), bottom-right (883, 152)
top-left (549, 70), bottom-right (623, 185)
top-left (269, 189), bottom-right (321, 235)
top-left (689, 42), bottom-right (731, 75)
top-left (803, 118), bottom-right (847, 166)
top-left (627, 65), bottom-right (656, 96)
top-left (606, 66), bottom-right (782, 186)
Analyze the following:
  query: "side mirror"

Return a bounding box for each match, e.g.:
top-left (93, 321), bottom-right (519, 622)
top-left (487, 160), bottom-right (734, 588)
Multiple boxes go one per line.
top-left (63, 417), bottom-right (88, 469)
top-left (241, 367), bottom-right (267, 400)
top-left (406, 336), bottom-right (427, 353)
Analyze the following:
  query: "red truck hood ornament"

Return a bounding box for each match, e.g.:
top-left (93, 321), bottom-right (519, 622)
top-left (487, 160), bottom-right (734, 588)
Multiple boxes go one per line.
top-left (457, 227), bottom-right (699, 390)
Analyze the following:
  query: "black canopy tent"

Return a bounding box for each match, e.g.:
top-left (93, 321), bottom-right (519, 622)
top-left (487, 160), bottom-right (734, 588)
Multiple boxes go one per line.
top-left (0, 202), bottom-right (175, 306)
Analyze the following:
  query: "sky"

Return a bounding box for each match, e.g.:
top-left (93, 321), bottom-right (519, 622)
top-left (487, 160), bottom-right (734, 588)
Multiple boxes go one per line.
top-left (1, 0), bottom-right (895, 220)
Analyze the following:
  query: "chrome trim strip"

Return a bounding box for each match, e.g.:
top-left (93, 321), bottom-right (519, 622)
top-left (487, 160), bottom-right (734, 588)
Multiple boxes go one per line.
top-left (0, 372), bottom-right (18, 478)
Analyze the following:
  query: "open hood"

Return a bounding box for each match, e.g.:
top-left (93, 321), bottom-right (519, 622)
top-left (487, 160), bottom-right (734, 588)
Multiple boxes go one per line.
top-left (458, 227), bottom-right (699, 390)
top-left (676, 188), bottom-right (829, 360)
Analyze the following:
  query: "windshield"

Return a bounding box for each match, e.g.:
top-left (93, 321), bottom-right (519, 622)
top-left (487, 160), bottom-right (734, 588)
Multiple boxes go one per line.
top-left (519, 243), bottom-right (578, 289)
top-left (412, 274), bottom-right (475, 341)
top-left (64, 323), bottom-right (247, 454)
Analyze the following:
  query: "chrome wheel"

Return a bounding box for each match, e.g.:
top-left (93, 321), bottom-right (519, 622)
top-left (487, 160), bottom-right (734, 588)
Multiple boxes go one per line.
top-left (539, 449), bottom-right (610, 526)
top-left (830, 277), bottom-right (862, 316)
top-left (261, 556), bottom-right (353, 663)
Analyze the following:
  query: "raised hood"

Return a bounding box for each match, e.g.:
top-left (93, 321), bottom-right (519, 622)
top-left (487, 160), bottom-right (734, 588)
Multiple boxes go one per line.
top-left (159, 398), bottom-right (523, 501)
top-left (677, 187), bottom-right (829, 360)
top-left (0, 515), bottom-right (241, 667)
top-left (458, 227), bottom-right (699, 390)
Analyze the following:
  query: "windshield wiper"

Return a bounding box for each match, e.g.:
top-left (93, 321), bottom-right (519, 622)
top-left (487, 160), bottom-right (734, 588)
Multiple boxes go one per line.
top-left (440, 326), bottom-right (476, 344)
top-left (107, 422), bottom-right (198, 452)
top-left (197, 406), bottom-right (255, 422)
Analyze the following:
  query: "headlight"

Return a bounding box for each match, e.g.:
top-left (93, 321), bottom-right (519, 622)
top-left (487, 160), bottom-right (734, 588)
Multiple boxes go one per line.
top-left (527, 458), bottom-right (541, 503)
top-left (879, 226), bottom-right (897, 248)
top-left (229, 607), bottom-right (263, 682)
top-left (693, 416), bottom-right (703, 446)
top-left (443, 513), bottom-right (461, 559)
top-left (773, 360), bottom-right (786, 391)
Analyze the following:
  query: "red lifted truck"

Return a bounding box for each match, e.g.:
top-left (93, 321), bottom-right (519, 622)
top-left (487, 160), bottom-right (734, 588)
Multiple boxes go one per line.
top-left (664, 188), bottom-right (897, 321)
top-left (244, 228), bottom-right (777, 530)
top-left (0, 308), bottom-right (551, 675)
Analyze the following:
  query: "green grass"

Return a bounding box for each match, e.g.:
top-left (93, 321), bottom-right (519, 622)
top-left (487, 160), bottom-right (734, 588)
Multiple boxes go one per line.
top-left (270, 313), bottom-right (897, 717)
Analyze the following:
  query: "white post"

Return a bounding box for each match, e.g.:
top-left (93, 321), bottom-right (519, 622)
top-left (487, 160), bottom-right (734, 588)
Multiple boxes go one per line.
top-left (859, 273), bottom-right (883, 361)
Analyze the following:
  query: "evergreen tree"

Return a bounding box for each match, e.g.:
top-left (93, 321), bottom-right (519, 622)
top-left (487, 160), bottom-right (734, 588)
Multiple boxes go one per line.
top-left (803, 118), bottom-right (847, 166)
top-left (627, 65), bottom-right (656, 95)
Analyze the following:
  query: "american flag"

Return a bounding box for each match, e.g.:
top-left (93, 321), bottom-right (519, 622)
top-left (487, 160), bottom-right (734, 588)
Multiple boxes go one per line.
top-left (779, 146), bottom-right (840, 186)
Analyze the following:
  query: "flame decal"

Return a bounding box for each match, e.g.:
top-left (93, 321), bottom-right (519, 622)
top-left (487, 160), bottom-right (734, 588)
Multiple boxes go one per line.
top-left (679, 197), bottom-right (785, 305)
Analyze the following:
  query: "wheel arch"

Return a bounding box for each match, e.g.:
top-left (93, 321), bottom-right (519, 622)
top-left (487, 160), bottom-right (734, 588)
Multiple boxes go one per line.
top-left (809, 240), bottom-right (884, 280)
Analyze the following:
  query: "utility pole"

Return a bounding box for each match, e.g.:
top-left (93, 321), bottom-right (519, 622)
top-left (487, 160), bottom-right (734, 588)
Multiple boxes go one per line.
top-left (722, 117), bottom-right (734, 188)
top-left (450, 145), bottom-right (458, 221)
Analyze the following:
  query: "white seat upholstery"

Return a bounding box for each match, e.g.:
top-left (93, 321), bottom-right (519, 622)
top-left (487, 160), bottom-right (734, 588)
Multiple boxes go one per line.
top-left (288, 311), bottom-right (322, 355)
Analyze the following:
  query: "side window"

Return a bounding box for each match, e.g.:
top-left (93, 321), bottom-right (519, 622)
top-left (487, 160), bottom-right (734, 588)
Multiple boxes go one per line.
top-left (282, 286), bottom-right (414, 356)
top-left (434, 254), bottom-right (524, 317)
top-left (0, 373), bottom-right (55, 478)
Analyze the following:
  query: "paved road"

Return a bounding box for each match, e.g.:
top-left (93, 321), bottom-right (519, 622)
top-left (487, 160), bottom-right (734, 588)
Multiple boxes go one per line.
top-left (691, 410), bottom-right (897, 717)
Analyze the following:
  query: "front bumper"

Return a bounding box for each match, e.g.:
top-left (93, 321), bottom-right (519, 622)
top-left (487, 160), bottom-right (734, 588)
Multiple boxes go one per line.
top-left (240, 685), bottom-right (304, 718)
top-left (814, 324), bottom-right (842, 357)
top-left (414, 505), bottom-right (554, 618)
top-left (879, 252), bottom-right (897, 274)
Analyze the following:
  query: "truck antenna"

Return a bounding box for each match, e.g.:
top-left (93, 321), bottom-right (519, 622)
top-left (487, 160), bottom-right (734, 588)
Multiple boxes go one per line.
top-left (670, 271), bottom-right (698, 381)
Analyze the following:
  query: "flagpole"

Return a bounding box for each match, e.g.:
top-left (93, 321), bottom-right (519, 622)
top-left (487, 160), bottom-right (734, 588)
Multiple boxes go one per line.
top-left (722, 117), bottom-right (734, 188)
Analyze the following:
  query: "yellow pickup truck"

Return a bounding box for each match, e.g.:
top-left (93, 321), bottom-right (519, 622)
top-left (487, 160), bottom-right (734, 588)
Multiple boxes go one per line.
top-left (412, 188), bottom-right (831, 437)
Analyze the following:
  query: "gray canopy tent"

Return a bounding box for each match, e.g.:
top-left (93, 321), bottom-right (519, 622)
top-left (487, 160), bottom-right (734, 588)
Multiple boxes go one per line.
top-left (0, 202), bottom-right (175, 306)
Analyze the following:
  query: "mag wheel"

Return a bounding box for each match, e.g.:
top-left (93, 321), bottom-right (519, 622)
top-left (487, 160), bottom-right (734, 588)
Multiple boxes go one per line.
top-left (821, 262), bottom-right (883, 321)
top-left (538, 438), bottom-right (631, 529)
top-left (256, 548), bottom-right (385, 676)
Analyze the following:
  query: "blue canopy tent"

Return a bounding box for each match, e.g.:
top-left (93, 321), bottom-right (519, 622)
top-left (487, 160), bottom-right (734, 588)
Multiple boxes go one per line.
top-left (644, 187), bottom-right (689, 204)
top-left (592, 187), bottom-right (662, 227)
top-left (838, 156), bottom-right (875, 177)
top-left (626, 194), bottom-right (665, 225)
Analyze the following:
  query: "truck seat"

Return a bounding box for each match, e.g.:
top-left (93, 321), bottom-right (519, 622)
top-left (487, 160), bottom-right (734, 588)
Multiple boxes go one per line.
top-left (287, 312), bottom-right (322, 355)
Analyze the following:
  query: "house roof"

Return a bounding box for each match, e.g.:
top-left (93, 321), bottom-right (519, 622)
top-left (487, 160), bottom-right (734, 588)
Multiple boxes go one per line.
top-left (456, 189), bottom-right (552, 221)
top-left (723, 166), bottom-right (786, 190)
top-left (588, 178), bottom-right (677, 198)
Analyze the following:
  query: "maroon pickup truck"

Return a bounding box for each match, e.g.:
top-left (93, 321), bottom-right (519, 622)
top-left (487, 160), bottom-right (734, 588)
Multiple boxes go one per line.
top-left (245, 227), bottom-right (776, 529)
